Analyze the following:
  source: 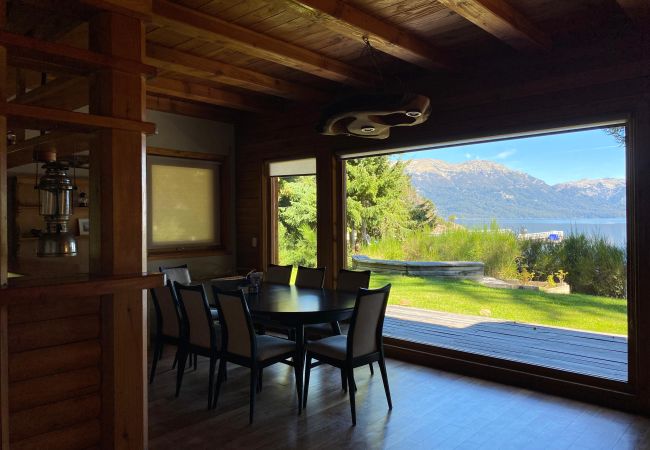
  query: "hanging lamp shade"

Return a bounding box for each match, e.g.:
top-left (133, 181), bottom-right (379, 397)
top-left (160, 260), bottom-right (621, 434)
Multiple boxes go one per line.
top-left (317, 92), bottom-right (431, 139)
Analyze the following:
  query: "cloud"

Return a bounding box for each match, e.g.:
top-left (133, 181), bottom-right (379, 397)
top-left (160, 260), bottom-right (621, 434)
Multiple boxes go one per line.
top-left (494, 149), bottom-right (517, 160)
top-left (464, 153), bottom-right (472, 159)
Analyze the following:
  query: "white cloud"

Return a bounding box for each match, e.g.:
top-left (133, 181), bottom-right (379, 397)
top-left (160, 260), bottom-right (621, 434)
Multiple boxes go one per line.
top-left (464, 153), bottom-right (472, 159)
top-left (494, 149), bottom-right (517, 160)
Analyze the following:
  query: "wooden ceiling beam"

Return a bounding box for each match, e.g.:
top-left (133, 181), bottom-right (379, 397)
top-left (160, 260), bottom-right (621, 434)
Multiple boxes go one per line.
top-left (146, 95), bottom-right (244, 123)
top-left (436, 0), bottom-right (551, 51)
top-left (146, 43), bottom-right (328, 102)
top-left (0, 31), bottom-right (157, 76)
top-left (3, 103), bottom-right (156, 134)
top-left (7, 132), bottom-right (92, 169)
top-left (151, 0), bottom-right (375, 86)
top-left (285, 0), bottom-right (455, 71)
top-left (616, 0), bottom-right (650, 28)
top-left (11, 77), bottom-right (88, 110)
top-left (79, 0), bottom-right (152, 20)
top-left (147, 77), bottom-right (281, 113)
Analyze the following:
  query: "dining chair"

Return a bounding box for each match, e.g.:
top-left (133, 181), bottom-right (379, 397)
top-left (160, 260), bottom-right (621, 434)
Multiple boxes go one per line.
top-left (212, 287), bottom-right (302, 424)
top-left (174, 282), bottom-right (222, 409)
top-left (337, 269), bottom-right (371, 293)
top-left (295, 266), bottom-right (326, 288)
top-left (159, 264), bottom-right (192, 285)
top-left (303, 284), bottom-right (392, 426)
top-left (149, 281), bottom-right (185, 384)
top-left (265, 263), bottom-right (293, 285)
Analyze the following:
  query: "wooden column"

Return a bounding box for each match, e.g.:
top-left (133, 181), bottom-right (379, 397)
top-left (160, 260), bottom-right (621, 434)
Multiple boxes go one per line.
top-left (0, 1), bottom-right (9, 446)
top-left (88, 12), bottom-right (148, 449)
top-left (316, 148), bottom-right (341, 288)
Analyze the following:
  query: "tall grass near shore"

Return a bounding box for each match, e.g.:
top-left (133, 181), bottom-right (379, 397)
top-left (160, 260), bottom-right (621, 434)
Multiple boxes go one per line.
top-left (360, 223), bottom-right (520, 279)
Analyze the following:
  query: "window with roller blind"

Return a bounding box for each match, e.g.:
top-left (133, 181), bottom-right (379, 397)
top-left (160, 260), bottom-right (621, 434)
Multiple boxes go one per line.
top-left (147, 155), bottom-right (223, 252)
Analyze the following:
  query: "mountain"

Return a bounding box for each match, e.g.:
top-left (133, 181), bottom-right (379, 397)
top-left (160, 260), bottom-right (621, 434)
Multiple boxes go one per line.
top-left (406, 159), bottom-right (625, 219)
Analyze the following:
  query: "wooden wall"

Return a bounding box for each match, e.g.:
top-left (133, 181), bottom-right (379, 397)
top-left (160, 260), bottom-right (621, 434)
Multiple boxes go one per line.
top-left (235, 48), bottom-right (650, 412)
top-left (6, 296), bottom-right (102, 449)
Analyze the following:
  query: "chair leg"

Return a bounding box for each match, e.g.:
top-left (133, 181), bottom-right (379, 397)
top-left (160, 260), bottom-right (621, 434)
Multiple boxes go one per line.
top-left (293, 355), bottom-right (305, 415)
top-left (257, 368), bottom-right (263, 393)
top-left (175, 347), bottom-right (188, 397)
top-left (212, 357), bottom-right (226, 409)
top-left (249, 366), bottom-right (258, 424)
top-left (347, 367), bottom-right (356, 426)
top-left (193, 353), bottom-right (198, 370)
top-left (207, 356), bottom-right (217, 410)
top-left (330, 321), bottom-right (342, 335)
top-left (341, 368), bottom-right (346, 392)
top-left (369, 362), bottom-right (374, 375)
top-left (149, 340), bottom-right (161, 384)
top-left (378, 355), bottom-right (392, 410)
top-left (302, 354), bottom-right (311, 410)
top-left (171, 350), bottom-right (178, 370)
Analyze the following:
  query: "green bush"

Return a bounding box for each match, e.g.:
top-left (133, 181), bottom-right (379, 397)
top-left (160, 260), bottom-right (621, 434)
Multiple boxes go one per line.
top-left (519, 233), bottom-right (626, 298)
top-left (361, 223), bottom-right (520, 279)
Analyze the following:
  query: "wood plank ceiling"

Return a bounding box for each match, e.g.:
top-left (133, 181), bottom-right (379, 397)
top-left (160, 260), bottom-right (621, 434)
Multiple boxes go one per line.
top-left (2, 0), bottom-right (643, 167)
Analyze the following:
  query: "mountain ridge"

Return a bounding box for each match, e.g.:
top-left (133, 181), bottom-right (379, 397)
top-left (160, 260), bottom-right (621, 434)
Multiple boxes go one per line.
top-left (405, 159), bottom-right (625, 219)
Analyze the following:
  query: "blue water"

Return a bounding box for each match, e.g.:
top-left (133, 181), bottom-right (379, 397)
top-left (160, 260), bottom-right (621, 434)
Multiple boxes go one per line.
top-left (456, 218), bottom-right (627, 248)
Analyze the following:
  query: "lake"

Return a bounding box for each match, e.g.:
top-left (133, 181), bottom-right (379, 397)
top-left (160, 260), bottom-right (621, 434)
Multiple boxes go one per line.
top-left (456, 218), bottom-right (627, 248)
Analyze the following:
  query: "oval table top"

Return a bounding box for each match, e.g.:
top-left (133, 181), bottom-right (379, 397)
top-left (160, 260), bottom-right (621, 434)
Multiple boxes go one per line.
top-left (246, 283), bottom-right (357, 324)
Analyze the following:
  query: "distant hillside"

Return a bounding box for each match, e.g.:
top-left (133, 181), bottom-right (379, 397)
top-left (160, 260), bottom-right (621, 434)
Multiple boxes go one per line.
top-left (406, 159), bottom-right (625, 219)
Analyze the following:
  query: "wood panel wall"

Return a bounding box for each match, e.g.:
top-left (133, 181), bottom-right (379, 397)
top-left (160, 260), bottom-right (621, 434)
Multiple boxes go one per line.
top-left (235, 54), bottom-right (650, 412)
top-left (6, 296), bottom-right (102, 449)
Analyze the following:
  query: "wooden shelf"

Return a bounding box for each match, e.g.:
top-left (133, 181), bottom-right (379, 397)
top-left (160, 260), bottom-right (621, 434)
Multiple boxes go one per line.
top-left (19, 235), bottom-right (90, 241)
top-left (1, 273), bottom-right (164, 305)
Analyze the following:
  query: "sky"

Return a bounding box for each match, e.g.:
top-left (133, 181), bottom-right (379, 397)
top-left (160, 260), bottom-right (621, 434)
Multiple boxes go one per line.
top-left (393, 127), bottom-right (626, 185)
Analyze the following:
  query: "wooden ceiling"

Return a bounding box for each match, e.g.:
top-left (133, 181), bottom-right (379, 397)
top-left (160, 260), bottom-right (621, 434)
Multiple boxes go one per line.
top-left (3, 0), bottom-right (646, 119)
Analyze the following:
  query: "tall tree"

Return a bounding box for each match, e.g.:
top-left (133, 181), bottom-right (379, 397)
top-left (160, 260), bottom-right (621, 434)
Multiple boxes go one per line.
top-left (346, 156), bottom-right (416, 248)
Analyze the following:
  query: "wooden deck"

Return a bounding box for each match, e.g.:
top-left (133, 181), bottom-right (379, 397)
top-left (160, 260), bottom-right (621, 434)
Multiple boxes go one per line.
top-left (383, 306), bottom-right (628, 382)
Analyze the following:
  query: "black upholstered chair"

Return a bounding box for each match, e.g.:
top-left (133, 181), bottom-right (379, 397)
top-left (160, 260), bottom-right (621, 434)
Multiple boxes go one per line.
top-left (149, 281), bottom-right (185, 384)
top-left (174, 282), bottom-right (222, 409)
top-left (295, 266), bottom-right (326, 288)
top-left (212, 287), bottom-right (302, 424)
top-left (303, 284), bottom-right (392, 426)
top-left (159, 264), bottom-right (192, 285)
top-left (265, 264), bottom-right (293, 285)
top-left (336, 269), bottom-right (371, 293)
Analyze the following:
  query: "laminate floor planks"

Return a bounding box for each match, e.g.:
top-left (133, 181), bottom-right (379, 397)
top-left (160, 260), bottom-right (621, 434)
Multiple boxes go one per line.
top-left (149, 350), bottom-right (648, 449)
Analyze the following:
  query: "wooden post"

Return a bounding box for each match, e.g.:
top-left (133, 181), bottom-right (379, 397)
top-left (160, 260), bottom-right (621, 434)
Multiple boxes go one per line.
top-left (88, 11), bottom-right (148, 449)
top-left (0, 1), bottom-right (10, 444)
top-left (316, 148), bottom-right (339, 288)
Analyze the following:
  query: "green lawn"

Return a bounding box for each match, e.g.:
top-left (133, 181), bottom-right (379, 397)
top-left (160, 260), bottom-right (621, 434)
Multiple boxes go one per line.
top-left (368, 274), bottom-right (628, 335)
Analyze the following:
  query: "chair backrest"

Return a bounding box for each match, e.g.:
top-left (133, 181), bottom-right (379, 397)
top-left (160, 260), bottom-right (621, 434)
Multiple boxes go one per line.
top-left (212, 287), bottom-right (256, 359)
top-left (347, 284), bottom-right (391, 359)
top-left (295, 266), bottom-right (326, 289)
top-left (150, 282), bottom-right (183, 338)
top-left (265, 264), bottom-right (292, 285)
top-left (336, 269), bottom-right (371, 293)
top-left (174, 282), bottom-right (217, 349)
top-left (160, 264), bottom-right (192, 286)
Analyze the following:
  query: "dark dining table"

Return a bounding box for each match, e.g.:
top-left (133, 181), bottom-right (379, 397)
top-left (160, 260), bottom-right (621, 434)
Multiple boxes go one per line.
top-left (246, 283), bottom-right (357, 382)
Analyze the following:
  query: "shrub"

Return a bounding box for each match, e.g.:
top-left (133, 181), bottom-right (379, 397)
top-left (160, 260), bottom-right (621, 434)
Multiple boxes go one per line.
top-left (519, 233), bottom-right (626, 298)
top-left (361, 223), bottom-right (520, 278)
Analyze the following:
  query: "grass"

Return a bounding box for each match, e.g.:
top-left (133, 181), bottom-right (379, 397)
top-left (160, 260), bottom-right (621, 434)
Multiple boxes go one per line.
top-left (369, 274), bottom-right (628, 335)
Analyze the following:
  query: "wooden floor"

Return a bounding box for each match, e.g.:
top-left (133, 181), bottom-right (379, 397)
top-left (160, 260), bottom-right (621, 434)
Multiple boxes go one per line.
top-left (148, 351), bottom-right (650, 449)
top-left (384, 306), bottom-right (628, 382)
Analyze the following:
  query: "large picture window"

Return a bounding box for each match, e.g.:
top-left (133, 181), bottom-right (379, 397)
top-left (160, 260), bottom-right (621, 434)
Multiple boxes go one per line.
top-left (147, 154), bottom-right (222, 251)
top-left (343, 124), bottom-right (630, 382)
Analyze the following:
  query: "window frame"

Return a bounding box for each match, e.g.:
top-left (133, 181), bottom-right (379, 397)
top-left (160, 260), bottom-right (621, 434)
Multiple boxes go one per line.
top-left (146, 146), bottom-right (230, 259)
top-left (338, 118), bottom-right (635, 392)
